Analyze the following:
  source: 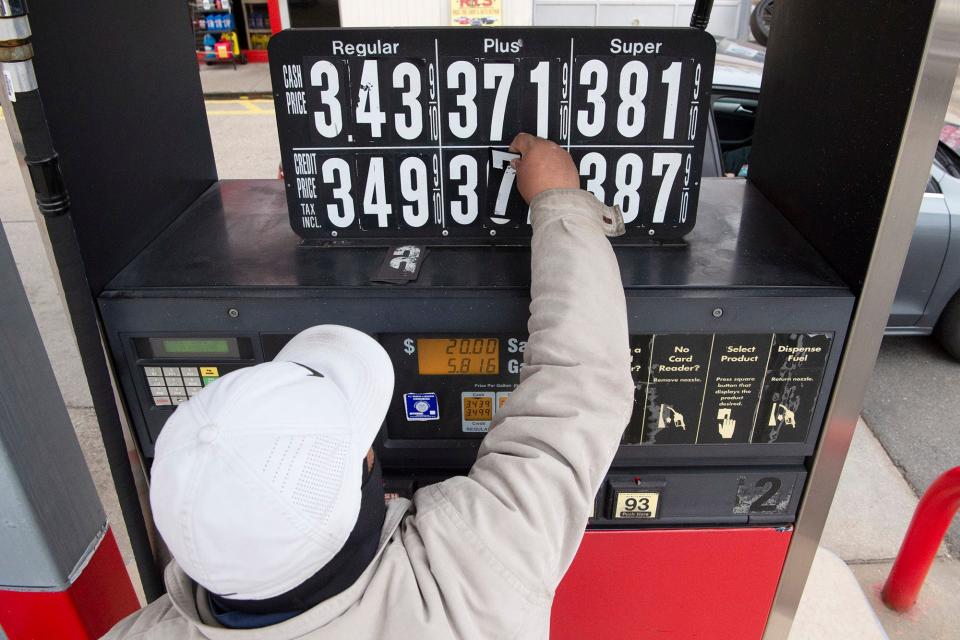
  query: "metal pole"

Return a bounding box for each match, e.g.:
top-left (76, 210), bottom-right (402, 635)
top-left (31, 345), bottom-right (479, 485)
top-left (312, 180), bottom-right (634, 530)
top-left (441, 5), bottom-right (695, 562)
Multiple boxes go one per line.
top-left (760, 0), bottom-right (960, 636)
top-left (0, 224), bottom-right (138, 637)
top-left (0, 3), bottom-right (164, 600)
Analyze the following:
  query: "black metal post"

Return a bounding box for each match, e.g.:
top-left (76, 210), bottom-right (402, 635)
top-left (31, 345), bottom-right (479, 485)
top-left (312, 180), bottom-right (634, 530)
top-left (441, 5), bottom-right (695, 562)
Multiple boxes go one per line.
top-left (0, 4), bottom-right (164, 600)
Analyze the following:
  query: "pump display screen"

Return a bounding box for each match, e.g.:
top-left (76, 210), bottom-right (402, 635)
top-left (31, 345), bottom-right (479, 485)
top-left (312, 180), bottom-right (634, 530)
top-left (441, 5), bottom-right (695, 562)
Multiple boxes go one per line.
top-left (143, 337), bottom-right (242, 359)
top-left (162, 339), bottom-right (231, 354)
top-left (417, 338), bottom-right (500, 375)
top-left (269, 28), bottom-right (715, 241)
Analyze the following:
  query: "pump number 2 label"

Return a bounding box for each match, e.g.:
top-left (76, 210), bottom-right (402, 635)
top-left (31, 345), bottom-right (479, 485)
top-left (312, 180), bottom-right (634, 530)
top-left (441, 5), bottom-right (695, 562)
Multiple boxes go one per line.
top-left (614, 491), bottom-right (660, 519)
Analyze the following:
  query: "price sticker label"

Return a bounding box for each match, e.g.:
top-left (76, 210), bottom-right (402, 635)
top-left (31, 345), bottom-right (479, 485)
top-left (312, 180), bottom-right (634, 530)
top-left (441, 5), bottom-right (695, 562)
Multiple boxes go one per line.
top-left (613, 491), bottom-right (660, 519)
top-left (461, 391), bottom-right (495, 433)
top-left (463, 396), bottom-right (493, 421)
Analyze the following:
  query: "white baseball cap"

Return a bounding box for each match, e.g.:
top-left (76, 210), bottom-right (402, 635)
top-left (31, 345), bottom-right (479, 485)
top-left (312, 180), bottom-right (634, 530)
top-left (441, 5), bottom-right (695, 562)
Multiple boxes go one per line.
top-left (149, 325), bottom-right (394, 600)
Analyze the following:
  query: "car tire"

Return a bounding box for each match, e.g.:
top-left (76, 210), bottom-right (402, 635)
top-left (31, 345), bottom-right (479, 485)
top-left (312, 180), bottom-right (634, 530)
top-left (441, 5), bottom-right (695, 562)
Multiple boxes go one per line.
top-left (935, 290), bottom-right (960, 361)
top-left (750, 0), bottom-right (774, 47)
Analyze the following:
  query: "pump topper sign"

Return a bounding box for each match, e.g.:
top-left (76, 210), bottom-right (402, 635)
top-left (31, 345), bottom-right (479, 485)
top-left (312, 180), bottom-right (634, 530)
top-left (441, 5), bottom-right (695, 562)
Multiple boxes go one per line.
top-left (269, 28), bottom-right (715, 241)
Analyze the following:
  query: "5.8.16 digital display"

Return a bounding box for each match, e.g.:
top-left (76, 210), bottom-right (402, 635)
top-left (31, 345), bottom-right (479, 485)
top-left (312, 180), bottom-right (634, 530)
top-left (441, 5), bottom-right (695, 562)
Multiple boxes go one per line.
top-left (270, 28), bottom-right (715, 241)
top-left (417, 338), bottom-right (500, 375)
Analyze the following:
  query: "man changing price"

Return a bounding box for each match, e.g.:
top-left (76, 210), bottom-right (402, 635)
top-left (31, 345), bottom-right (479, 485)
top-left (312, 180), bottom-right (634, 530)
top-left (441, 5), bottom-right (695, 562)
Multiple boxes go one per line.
top-left (270, 27), bottom-right (714, 240)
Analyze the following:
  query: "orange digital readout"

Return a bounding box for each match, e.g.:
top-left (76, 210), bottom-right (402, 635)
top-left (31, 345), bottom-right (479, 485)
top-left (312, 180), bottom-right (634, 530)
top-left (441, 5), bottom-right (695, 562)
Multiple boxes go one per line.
top-left (417, 338), bottom-right (500, 375)
top-left (463, 396), bottom-right (494, 421)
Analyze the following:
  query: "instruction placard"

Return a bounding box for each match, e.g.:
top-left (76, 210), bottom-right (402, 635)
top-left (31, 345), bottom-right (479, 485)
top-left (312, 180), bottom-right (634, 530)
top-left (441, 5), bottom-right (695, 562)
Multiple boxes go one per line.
top-left (641, 334), bottom-right (712, 444)
top-left (620, 332), bottom-right (833, 446)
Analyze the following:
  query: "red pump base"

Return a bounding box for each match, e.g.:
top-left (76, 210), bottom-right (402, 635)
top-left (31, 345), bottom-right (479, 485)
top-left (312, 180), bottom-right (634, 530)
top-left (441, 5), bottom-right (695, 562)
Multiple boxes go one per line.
top-left (0, 528), bottom-right (139, 640)
top-left (551, 526), bottom-right (793, 639)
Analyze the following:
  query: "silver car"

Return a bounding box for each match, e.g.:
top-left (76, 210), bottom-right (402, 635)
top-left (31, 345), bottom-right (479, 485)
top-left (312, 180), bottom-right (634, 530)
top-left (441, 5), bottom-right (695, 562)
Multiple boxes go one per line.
top-left (708, 39), bottom-right (960, 360)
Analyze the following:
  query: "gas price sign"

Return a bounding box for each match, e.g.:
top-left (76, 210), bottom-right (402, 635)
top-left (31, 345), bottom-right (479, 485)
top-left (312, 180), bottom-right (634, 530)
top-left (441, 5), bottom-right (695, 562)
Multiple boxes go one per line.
top-left (269, 28), bottom-right (715, 241)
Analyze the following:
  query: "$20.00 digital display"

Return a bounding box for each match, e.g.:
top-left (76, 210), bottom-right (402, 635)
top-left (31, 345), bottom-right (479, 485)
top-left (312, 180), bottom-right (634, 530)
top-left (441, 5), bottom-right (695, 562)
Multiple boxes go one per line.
top-left (270, 28), bottom-right (715, 241)
top-left (417, 338), bottom-right (500, 375)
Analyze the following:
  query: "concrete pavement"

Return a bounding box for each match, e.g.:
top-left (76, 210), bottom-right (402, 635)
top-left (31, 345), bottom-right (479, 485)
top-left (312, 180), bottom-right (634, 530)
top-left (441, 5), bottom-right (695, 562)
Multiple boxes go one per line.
top-left (864, 336), bottom-right (960, 557)
top-left (2, 97), bottom-right (957, 637)
top-left (199, 61), bottom-right (272, 97)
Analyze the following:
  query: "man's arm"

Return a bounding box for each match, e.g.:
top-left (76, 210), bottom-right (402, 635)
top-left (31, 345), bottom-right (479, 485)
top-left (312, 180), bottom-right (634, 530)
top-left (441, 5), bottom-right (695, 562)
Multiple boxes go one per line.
top-left (418, 134), bottom-right (634, 595)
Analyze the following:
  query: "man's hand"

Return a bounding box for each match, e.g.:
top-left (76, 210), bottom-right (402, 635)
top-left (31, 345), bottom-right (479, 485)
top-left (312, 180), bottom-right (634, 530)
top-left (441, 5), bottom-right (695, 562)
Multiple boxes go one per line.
top-left (509, 133), bottom-right (581, 204)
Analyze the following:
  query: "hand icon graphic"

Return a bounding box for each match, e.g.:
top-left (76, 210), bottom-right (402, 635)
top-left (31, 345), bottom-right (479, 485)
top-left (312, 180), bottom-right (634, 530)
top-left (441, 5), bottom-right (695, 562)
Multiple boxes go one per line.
top-left (717, 408), bottom-right (736, 439)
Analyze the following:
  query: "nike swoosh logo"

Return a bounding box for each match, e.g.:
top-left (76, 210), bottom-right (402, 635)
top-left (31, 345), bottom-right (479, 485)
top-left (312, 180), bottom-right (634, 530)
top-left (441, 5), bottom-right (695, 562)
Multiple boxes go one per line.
top-left (291, 362), bottom-right (325, 378)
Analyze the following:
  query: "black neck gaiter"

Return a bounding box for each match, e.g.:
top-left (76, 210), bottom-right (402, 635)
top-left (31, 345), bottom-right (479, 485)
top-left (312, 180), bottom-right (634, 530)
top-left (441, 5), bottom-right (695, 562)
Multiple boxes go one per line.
top-left (210, 457), bottom-right (386, 616)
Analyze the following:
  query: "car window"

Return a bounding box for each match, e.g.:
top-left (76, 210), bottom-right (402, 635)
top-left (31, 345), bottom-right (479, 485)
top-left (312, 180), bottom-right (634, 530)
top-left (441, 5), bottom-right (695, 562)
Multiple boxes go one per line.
top-left (712, 94), bottom-right (758, 176)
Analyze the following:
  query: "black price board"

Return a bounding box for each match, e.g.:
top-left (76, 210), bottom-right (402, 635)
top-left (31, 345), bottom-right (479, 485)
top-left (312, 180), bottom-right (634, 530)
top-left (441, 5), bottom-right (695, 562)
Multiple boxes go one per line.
top-left (268, 28), bottom-right (715, 242)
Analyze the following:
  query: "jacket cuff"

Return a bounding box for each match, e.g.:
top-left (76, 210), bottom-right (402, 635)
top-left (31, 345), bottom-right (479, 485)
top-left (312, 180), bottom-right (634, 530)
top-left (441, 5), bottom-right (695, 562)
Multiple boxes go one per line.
top-left (529, 189), bottom-right (625, 237)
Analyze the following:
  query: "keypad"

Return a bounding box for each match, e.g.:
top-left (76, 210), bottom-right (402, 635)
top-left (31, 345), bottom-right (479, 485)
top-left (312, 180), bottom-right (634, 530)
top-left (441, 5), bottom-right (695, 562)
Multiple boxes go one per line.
top-left (144, 365), bottom-right (217, 406)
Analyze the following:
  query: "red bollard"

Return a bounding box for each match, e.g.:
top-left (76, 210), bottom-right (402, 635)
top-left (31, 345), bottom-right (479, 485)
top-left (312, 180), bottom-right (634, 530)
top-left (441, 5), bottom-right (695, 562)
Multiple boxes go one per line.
top-left (881, 467), bottom-right (960, 612)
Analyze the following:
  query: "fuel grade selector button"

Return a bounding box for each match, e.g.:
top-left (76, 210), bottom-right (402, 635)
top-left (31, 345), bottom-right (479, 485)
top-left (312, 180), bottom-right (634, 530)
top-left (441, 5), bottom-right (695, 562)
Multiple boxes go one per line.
top-left (607, 478), bottom-right (666, 520)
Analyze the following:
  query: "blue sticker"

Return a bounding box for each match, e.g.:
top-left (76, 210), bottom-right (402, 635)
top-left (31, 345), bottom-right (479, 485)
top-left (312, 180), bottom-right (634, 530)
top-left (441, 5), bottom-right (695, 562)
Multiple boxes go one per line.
top-left (404, 393), bottom-right (439, 421)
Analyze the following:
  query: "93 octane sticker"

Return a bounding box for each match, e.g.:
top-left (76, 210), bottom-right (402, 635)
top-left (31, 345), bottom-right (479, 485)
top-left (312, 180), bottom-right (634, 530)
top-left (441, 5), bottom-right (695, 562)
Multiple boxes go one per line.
top-left (614, 491), bottom-right (660, 519)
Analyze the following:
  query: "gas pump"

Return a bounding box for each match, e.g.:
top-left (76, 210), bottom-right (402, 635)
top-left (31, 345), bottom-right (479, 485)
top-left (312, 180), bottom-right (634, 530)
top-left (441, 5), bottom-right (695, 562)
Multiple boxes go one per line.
top-left (97, 28), bottom-right (854, 638)
top-left (97, 174), bottom-right (851, 637)
top-left (3, 1), bottom-right (959, 638)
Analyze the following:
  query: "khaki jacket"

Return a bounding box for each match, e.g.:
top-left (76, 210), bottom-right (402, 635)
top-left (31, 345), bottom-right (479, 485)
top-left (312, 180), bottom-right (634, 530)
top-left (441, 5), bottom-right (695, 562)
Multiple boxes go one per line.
top-left (104, 189), bottom-right (634, 640)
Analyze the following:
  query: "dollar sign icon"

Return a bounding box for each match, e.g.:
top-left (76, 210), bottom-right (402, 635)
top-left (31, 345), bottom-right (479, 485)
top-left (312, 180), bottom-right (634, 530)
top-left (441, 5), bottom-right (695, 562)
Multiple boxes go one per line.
top-left (403, 339), bottom-right (415, 355)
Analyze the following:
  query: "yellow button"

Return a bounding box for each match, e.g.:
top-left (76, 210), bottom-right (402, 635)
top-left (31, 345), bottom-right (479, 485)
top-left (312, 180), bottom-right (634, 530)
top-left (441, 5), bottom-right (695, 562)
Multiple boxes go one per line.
top-left (200, 366), bottom-right (219, 377)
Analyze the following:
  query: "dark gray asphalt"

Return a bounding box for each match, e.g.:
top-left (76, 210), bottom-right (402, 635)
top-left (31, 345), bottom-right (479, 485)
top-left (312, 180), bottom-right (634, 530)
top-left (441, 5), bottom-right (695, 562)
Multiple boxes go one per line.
top-left (862, 335), bottom-right (960, 556)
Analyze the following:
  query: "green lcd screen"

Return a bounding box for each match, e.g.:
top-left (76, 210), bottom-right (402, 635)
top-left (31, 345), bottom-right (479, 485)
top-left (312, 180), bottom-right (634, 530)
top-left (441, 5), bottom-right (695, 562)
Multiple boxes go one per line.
top-left (162, 339), bottom-right (231, 354)
top-left (145, 337), bottom-right (241, 359)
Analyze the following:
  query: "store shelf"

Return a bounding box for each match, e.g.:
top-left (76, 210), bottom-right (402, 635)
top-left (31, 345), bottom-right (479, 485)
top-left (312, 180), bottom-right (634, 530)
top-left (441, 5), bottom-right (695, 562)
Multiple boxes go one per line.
top-left (241, 0), bottom-right (272, 50)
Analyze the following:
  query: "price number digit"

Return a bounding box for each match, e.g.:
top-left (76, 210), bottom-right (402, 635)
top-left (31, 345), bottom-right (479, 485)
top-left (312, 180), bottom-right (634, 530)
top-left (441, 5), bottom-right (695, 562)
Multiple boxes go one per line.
top-left (575, 58), bottom-right (687, 141)
top-left (576, 151), bottom-right (683, 225)
top-left (309, 60), bottom-right (345, 139)
top-left (320, 157), bottom-right (355, 227)
top-left (448, 153), bottom-right (480, 225)
top-left (307, 58), bottom-right (429, 142)
top-left (393, 61), bottom-right (424, 141)
top-left (355, 60), bottom-right (387, 138)
top-left (445, 59), bottom-right (540, 144)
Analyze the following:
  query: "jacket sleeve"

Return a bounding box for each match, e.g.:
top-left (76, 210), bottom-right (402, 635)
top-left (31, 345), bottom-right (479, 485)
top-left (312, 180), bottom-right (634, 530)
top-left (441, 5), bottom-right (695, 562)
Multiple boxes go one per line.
top-left (417, 188), bottom-right (634, 597)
